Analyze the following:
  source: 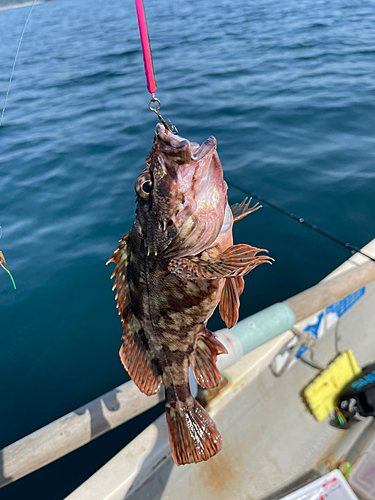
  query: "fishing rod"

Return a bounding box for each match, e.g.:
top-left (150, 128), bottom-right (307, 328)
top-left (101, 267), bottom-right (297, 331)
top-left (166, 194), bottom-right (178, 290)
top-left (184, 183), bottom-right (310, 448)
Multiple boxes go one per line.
top-left (135, 0), bottom-right (178, 134)
top-left (226, 179), bottom-right (375, 264)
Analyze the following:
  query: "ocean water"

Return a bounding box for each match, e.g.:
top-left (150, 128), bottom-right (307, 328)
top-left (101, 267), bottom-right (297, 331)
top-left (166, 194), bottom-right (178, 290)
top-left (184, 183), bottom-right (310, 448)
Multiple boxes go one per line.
top-left (0, 0), bottom-right (374, 497)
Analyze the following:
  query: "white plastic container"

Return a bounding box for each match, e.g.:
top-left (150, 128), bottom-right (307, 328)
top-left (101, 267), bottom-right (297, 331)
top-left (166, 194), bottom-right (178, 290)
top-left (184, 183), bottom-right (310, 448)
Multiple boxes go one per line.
top-left (280, 470), bottom-right (358, 500)
top-left (350, 433), bottom-right (375, 500)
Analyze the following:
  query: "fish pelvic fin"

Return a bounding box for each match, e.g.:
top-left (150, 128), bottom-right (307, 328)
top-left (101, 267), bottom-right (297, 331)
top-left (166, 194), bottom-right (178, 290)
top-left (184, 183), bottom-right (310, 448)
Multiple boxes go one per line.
top-left (191, 328), bottom-right (227, 388)
top-left (219, 276), bottom-right (244, 329)
top-left (219, 277), bottom-right (241, 329)
top-left (165, 389), bottom-right (222, 465)
top-left (231, 197), bottom-right (261, 223)
top-left (234, 275), bottom-right (245, 296)
top-left (168, 244), bottom-right (273, 280)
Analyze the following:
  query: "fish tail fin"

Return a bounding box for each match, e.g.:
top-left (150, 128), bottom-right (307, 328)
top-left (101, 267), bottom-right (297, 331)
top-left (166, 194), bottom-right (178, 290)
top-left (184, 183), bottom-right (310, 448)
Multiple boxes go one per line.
top-left (165, 390), bottom-right (222, 465)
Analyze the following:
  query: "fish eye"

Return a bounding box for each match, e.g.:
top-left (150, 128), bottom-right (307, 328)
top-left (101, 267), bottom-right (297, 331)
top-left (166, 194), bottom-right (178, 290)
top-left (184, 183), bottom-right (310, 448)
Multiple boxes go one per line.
top-left (141, 180), bottom-right (153, 195)
top-left (135, 172), bottom-right (153, 200)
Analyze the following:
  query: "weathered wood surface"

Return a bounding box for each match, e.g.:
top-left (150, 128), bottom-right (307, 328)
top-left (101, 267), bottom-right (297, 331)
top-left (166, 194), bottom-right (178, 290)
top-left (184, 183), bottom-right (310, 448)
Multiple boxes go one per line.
top-left (0, 381), bottom-right (164, 487)
top-left (284, 260), bottom-right (375, 323)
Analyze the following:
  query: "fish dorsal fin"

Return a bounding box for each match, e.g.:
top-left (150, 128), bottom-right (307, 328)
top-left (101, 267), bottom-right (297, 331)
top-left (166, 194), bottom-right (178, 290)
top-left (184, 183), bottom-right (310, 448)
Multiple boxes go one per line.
top-left (231, 197), bottom-right (261, 223)
top-left (107, 231), bottom-right (162, 396)
top-left (219, 278), bottom-right (240, 329)
top-left (106, 232), bottom-right (131, 316)
top-left (120, 327), bottom-right (162, 396)
top-left (190, 328), bottom-right (227, 389)
top-left (168, 244), bottom-right (273, 280)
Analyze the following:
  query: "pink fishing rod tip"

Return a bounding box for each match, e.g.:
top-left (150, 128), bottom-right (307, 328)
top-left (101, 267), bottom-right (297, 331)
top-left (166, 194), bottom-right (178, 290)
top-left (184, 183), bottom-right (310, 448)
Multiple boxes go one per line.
top-left (135, 0), bottom-right (157, 96)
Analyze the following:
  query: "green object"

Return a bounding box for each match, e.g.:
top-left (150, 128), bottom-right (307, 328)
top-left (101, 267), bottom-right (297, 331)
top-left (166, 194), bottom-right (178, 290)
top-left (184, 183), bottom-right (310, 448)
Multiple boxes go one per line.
top-left (339, 462), bottom-right (352, 477)
top-left (6, 268), bottom-right (17, 289)
top-left (1, 259), bottom-right (16, 290)
top-left (231, 303), bottom-right (296, 355)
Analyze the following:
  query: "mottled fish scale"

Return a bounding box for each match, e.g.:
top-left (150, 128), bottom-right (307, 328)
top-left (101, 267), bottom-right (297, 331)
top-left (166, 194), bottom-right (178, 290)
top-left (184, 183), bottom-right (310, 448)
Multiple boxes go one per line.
top-left (108, 123), bottom-right (271, 465)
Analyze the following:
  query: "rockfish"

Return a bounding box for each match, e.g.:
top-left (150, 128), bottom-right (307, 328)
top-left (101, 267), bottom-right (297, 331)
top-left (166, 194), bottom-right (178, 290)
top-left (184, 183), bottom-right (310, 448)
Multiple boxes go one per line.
top-left (107, 123), bottom-right (271, 465)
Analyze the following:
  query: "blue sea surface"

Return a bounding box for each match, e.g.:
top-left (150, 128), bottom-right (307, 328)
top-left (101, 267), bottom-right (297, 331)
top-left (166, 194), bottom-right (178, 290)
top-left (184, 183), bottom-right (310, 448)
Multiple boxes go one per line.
top-left (0, 0), bottom-right (374, 497)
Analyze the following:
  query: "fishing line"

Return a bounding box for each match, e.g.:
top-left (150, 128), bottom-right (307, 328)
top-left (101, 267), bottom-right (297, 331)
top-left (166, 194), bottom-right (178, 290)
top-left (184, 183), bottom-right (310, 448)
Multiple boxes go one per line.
top-left (133, 2), bottom-right (373, 263)
top-left (226, 179), bottom-right (375, 263)
top-left (0, 0), bottom-right (36, 288)
top-left (0, 0), bottom-right (37, 127)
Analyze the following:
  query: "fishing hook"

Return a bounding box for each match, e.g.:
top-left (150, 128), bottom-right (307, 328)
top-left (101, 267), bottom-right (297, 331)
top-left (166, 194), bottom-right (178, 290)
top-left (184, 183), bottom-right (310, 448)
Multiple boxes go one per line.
top-left (148, 97), bottom-right (178, 135)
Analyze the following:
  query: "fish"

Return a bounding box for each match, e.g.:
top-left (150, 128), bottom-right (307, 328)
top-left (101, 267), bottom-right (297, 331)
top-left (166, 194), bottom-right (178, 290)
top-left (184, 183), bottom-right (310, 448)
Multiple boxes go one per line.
top-left (107, 123), bottom-right (272, 465)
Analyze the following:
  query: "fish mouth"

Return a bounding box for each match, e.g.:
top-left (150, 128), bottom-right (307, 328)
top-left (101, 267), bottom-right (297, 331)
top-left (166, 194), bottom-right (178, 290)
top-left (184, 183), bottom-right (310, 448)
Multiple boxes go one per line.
top-left (155, 123), bottom-right (217, 166)
top-left (142, 124), bottom-right (226, 258)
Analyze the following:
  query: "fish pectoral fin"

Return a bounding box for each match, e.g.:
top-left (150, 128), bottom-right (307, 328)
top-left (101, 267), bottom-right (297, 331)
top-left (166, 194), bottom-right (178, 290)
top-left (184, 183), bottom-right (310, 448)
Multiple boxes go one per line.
top-left (219, 278), bottom-right (241, 329)
top-left (120, 327), bottom-right (162, 396)
top-left (166, 393), bottom-right (222, 465)
top-left (190, 328), bottom-right (227, 388)
top-left (168, 244), bottom-right (273, 280)
top-left (231, 197), bottom-right (261, 223)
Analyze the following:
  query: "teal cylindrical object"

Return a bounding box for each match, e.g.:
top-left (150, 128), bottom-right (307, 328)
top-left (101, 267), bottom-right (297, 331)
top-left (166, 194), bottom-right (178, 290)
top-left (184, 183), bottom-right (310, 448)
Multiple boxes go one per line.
top-left (231, 303), bottom-right (296, 355)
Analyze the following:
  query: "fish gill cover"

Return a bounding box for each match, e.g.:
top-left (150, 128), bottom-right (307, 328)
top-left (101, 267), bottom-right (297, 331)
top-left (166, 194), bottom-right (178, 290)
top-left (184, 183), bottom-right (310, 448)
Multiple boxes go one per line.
top-left (107, 123), bottom-right (272, 464)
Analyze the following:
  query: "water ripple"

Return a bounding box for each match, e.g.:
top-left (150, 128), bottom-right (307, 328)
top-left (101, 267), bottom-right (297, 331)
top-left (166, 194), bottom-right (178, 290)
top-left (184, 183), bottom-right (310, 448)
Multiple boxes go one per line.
top-left (1, 0), bottom-right (375, 497)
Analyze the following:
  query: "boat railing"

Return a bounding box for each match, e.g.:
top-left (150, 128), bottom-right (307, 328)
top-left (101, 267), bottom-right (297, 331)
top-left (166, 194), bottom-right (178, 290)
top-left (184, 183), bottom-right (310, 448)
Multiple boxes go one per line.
top-left (1, 243), bottom-right (374, 489)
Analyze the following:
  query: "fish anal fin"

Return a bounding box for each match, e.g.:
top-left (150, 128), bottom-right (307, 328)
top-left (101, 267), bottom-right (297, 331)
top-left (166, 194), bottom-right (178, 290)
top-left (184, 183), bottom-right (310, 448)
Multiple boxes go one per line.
top-left (191, 328), bottom-right (227, 388)
top-left (166, 395), bottom-right (222, 465)
top-left (168, 244), bottom-right (273, 280)
top-left (231, 197), bottom-right (261, 223)
top-left (120, 327), bottom-right (162, 396)
top-left (219, 277), bottom-right (240, 329)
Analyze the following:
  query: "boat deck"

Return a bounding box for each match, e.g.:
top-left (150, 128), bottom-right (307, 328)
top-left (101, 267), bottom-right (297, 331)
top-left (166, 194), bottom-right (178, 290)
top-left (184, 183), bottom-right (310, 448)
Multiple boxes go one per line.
top-left (67, 241), bottom-right (375, 500)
